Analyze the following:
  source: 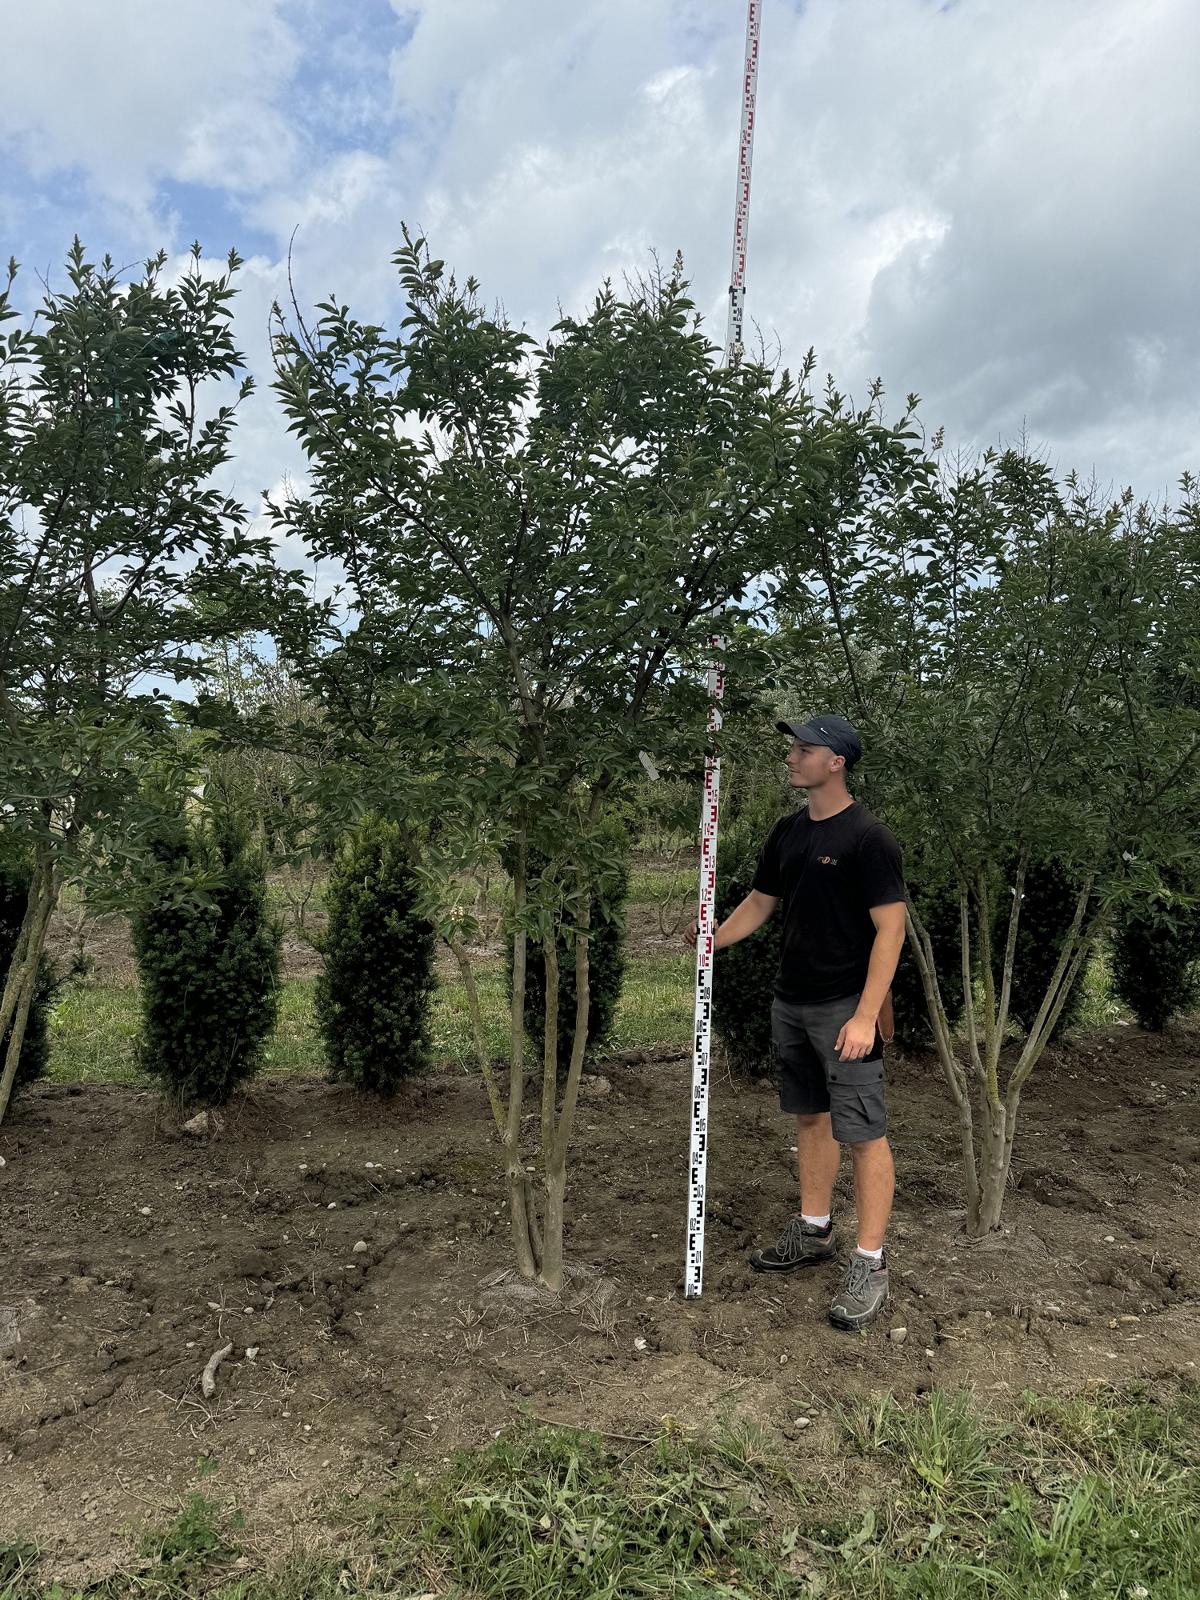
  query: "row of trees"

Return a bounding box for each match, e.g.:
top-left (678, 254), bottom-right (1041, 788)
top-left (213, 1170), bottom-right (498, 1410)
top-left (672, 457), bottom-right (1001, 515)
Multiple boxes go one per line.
top-left (2, 236), bottom-right (1198, 1285)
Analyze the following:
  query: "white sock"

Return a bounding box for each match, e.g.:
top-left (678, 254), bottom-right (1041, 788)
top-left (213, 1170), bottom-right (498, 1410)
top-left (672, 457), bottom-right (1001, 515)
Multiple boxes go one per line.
top-left (802, 1213), bottom-right (831, 1230)
top-left (855, 1244), bottom-right (884, 1264)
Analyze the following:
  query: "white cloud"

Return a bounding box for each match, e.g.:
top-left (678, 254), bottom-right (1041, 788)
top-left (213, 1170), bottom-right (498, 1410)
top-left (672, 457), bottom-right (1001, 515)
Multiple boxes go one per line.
top-left (2, 0), bottom-right (1198, 510)
top-left (0, 0), bottom-right (300, 206)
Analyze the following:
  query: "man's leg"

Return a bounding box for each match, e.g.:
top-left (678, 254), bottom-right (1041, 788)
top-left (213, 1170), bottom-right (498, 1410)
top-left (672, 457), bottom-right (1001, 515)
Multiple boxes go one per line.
top-left (847, 1134), bottom-right (894, 1253)
top-left (806, 995), bottom-right (892, 1328)
top-left (796, 1111), bottom-right (840, 1218)
top-left (828, 1132), bottom-right (893, 1327)
top-left (749, 1004), bottom-right (839, 1272)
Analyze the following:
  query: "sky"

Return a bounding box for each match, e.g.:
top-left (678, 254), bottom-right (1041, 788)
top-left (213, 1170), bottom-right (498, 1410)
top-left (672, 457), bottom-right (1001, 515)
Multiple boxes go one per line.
top-left (3, 0), bottom-right (1198, 524)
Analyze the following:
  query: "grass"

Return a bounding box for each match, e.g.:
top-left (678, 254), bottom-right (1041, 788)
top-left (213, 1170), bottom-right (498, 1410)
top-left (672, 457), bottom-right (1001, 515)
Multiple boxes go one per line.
top-left (44, 949), bottom-right (698, 1087)
top-left (42, 935), bottom-right (1140, 1090)
top-left (628, 861), bottom-right (697, 906)
top-left (3, 1388), bottom-right (1197, 1598)
top-left (1075, 941), bottom-right (1132, 1030)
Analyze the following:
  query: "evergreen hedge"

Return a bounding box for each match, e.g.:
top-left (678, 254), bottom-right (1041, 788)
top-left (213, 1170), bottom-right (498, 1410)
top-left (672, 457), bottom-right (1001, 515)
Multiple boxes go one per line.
top-left (315, 815), bottom-right (436, 1093)
top-left (0, 856), bottom-right (60, 1094)
top-left (1111, 878), bottom-right (1200, 1031)
top-left (133, 808), bottom-right (282, 1104)
top-left (711, 817), bottom-right (783, 1079)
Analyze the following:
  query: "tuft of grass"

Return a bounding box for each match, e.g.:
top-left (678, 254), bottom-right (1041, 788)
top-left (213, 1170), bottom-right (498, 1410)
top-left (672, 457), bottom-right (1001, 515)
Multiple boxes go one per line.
top-left (0, 1541), bottom-right (38, 1593)
top-left (826, 1385), bottom-right (1200, 1599)
top-left (1022, 1384), bottom-right (1200, 1471)
top-left (1075, 942), bottom-right (1132, 1030)
top-left (363, 1420), bottom-right (805, 1599)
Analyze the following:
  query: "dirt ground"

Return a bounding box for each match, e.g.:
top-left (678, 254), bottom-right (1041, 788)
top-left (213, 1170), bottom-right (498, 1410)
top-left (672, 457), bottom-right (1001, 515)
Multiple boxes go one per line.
top-left (1, 1021), bottom-right (1198, 1585)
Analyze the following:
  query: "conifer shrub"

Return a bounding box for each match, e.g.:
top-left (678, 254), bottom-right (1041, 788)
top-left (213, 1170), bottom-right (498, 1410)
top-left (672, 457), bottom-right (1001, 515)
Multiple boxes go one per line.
top-left (513, 819), bottom-right (631, 1076)
top-left (133, 807), bottom-right (282, 1105)
top-left (1111, 879), bottom-right (1200, 1031)
top-left (890, 878), bottom-right (965, 1053)
top-left (0, 855), bottom-right (60, 1093)
top-left (711, 817), bottom-right (783, 1079)
top-left (315, 814), bottom-right (436, 1093)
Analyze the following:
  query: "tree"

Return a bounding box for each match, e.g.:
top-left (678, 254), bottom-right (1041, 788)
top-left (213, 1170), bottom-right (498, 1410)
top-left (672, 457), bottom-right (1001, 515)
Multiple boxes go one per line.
top-left (269, 236), bottom-right (863, 1289)
top-left (780, 439), bottom-right (1200, 1234)
top-left (0, 242), bottom-right (272, 1124)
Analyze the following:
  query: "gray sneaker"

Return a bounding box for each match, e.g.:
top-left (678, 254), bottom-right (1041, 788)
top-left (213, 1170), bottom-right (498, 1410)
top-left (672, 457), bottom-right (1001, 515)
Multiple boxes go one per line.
top-left (749, 1215), bottom-right (836, 1273)
top-left (829, 1251), bottom-right (889, 1330)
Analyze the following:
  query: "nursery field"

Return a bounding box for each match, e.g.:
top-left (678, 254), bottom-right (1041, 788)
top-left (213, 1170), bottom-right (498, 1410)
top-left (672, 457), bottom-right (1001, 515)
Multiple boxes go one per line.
top-left (1, 870), bottom-right (1198, 1595)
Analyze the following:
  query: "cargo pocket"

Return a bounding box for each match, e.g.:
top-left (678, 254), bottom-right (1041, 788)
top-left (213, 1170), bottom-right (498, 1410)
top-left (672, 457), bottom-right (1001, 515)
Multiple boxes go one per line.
top-left (827, 1060), bottom-right (886, 1141)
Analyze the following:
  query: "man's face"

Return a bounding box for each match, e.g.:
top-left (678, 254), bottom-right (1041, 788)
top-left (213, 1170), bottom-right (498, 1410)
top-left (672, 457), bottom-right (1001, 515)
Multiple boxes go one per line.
top-left (784, 739), bottom-right (842, 787)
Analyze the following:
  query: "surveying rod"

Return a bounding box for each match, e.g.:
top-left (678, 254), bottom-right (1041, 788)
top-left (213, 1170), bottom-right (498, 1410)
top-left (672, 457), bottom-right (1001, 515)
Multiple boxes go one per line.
top-left (684, 0), bottom-right (763, 1299)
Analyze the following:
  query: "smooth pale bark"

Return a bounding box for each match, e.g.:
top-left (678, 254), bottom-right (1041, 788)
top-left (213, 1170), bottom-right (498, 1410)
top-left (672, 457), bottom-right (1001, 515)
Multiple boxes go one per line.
top-left (906, 904), bottom-right (982, 1226)
top-left (909, 872), bottom-right (1098, 1238)
top-left (505, 834), bottom-right (539, 1280)
top-left (538, 897), bottom-right (591, 1294)
top-left (447, 935), bottom-right (507, 1135)
top-left (541, 936), bottom-right (560, 1163)
top-left (0, 858), bottom-right (58, 1126)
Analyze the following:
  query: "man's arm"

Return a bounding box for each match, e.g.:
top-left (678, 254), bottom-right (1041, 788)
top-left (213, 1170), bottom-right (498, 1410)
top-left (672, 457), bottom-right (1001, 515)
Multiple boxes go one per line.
top-left (685, 890), bottom-right (778, 950)
top-left (836, 901), bottom-right (907, 1061)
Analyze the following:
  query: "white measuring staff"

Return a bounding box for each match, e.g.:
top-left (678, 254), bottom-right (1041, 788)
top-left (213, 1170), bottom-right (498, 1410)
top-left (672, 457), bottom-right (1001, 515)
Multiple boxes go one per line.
top-left (685, 0), bottom-right (764, 1299)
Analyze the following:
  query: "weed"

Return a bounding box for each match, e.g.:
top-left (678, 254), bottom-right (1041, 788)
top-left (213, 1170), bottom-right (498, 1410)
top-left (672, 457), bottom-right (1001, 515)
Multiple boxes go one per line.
top-left (0, 1541), bottom-right (38, 1591)
top-left (139, 1490), bottom-right (243, 1571)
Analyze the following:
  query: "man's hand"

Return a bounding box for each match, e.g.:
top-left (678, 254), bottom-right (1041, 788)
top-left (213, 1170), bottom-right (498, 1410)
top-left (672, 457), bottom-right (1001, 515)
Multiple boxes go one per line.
top-left (683, 919), bottom-right (699, 949)
top-left (835, 1011), bottom-right (878, 1061)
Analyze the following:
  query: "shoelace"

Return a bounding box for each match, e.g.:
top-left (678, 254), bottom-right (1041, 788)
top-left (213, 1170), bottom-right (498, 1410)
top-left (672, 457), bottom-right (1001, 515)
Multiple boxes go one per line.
top-left (775, 1216), bottom-right (811, 1262)
top-left (840, 1253), bottom-right (875, 1300)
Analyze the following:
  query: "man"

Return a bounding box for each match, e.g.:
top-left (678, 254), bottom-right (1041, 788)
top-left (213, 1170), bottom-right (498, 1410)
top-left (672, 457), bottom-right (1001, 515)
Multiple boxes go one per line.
top-left (689, 714), bottom-right (906, 1330)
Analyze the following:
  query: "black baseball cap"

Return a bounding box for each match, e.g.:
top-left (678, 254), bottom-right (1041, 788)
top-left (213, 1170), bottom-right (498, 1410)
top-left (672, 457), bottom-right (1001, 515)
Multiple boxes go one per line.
top-left (776, 713), bottom-right (862, 768)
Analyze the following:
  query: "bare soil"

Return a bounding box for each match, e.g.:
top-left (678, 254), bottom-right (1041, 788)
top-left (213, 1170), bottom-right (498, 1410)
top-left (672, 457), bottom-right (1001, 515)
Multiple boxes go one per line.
top-left (1, 1022), bottom-right (1198, 1585)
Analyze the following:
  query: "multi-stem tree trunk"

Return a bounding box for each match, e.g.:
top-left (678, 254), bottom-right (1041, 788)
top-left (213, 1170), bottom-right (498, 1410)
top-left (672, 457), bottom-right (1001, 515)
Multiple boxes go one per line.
top-left (906, 858), bottom-right (1097, 1236)
top-left (448, 850), bottom-right (593, 1292)
top-left (0, 855), bottom-right (59, 1126)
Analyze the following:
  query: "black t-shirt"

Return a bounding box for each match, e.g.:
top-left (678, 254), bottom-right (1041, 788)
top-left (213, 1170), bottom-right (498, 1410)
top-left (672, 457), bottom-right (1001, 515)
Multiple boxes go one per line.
top-left (751, 802), bottom-right (906, 1004)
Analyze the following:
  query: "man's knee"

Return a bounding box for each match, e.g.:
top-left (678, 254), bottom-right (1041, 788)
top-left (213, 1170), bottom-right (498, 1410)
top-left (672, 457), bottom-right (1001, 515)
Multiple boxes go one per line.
top-left (846, 1133), bottom-right (891, 1159)
top-left (795, 1111), bottom-right (832, 1132)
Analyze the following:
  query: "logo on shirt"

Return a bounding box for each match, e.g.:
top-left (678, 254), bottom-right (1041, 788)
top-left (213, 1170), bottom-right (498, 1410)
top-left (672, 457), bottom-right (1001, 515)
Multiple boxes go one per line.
top-left (818, 855), bottom-right (839, 866)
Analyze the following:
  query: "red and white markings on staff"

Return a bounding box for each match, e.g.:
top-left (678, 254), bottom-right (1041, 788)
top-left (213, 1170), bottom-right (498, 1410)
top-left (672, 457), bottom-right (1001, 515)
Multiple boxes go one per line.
top-left (684, 0), bottom-right (764, 1304)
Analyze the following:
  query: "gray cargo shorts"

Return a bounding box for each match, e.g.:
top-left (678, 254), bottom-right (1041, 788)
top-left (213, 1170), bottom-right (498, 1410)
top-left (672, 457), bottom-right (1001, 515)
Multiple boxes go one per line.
top-left (770, 993), bottom-right (887, 1144)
